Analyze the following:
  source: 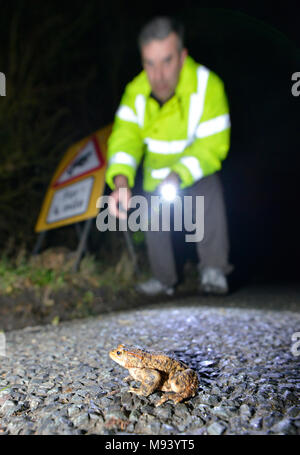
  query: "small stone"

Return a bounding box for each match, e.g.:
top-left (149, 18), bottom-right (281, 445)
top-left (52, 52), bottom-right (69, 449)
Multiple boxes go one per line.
top-left (207, 421), bottom-right (226, 435)
top-left (28, 397), bottom-right (41, 412)
top-left (129, 409), bottom-right (141, 422)
top-left (72, 413), bottom-right (90, 428)
top-left (287, 406), bottom-right (300, 418)
top-left (160, 423), bottom-right (177, 434)
top-left (89, 412), bottom-right (104, 422)
top-left (293, 419), bottom-right (300, 428)
top-left (6, 419), bottom-right (24, 435)
top-left (271, 418), bottom-right (297, 435)
top-left (125, 422), bottom-right (135, 432)
top-left (137, 417), bottom-right (161, 434)
top-left (210, 386), bottom-right (222, 395)
top-left (14, 401), bottom-right (30, 413)
top-left (250, 416), bottom-right (263, 430)
top-left (47, 387), bottom-right (61, 395)
top-left (98, 396), bottom-right (115, 406)
top-left (283, 390), bottom-right (298, 404)
top-left (200, 360), bottom-right (216, 367)
top-left (41, 381), bottom-right (55, 389)
top-left (140, 404), bottom-right (154, 415)
top-left (211, 406), bottom-right (236, 421)
top-left (254, 358), bottom-right (262, 364)
top-left (207, 395), bottom-right (221, 406)
top-left (239, 404), bottom-right (254, 418)
top-left (196, 403), bottom-right (210, 416)
top-left (76, 388), bottom-right (90, 398)
top-left (173, 403), bottom-right (190, 418)
top-left (70, 394), bottom-right (84, 404)
top-left (105, 408), bottom-right (128, 421)
top-left (35, 388), bottom-right (49, 397)
top-left (154, 404), bottom-right (173, 420)
top-left (0, 400), bottom-right (16, 416)
top-left (67, 404), bottom-right (82, 418)
top-left (36, 417), bottom-right (55, 435)
top-left (55, 415), bottom-right (72, 428)
top-left (263, 413), bottom-right (281, 429)
top-left (120, 391), bottom-right (134, 409)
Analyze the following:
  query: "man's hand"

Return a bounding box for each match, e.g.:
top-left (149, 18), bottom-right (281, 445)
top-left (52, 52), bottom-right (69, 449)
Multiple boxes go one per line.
top-left (108, 175), bottom-right (132, 220)
top-left (157, 171), bottom-right (181, 201)
top-left (158, 171), bottom-right (181, 191)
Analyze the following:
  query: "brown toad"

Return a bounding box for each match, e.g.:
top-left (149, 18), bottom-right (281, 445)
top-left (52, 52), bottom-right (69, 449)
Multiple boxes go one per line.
top-left (109, 344), bottom-right (199, 406)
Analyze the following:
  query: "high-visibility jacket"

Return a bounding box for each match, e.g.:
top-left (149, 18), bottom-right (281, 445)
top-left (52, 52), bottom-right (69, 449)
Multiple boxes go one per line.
top-left (105, 55), bottom-right (231, 192)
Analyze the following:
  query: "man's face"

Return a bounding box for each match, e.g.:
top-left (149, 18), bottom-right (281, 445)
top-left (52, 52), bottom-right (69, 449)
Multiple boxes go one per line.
top-left (141, 32), bottom-right (187, 103)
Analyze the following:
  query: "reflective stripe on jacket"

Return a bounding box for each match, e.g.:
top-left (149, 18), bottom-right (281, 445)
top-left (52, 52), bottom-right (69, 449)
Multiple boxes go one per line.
top-left (106, 55), bottom-right (231, 192)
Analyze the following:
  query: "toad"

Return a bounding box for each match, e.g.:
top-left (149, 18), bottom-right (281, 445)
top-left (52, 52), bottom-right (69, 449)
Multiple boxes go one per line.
top-left (109, 344), bottom-right (199, 406)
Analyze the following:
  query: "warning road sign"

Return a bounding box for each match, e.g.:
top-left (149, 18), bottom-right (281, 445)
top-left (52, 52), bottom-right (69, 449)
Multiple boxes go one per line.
top-left (53, 136), bottom-right (103, 187)
top-left (35, 124), bottom-right (112, 232)
top-left (47, 177), bottom-right (94, 223)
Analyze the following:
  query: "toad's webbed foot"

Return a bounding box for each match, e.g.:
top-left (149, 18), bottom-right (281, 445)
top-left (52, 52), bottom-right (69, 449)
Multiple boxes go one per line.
top-left (155, 392), bottom-right (186, 407)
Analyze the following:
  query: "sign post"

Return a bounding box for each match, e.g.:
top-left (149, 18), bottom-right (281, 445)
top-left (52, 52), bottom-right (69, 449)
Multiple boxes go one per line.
top-left (34, 124), bottom-right (112, 270)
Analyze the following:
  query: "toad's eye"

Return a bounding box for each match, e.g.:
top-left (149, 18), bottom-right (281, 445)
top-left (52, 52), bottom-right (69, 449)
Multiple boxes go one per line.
top-left (116, 351), bottom-right (122, 355)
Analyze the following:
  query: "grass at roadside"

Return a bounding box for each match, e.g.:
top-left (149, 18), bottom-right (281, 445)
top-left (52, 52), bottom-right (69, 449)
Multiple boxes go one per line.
top-left (0, 246), bottom-right (150, 331)
top-left (0, 255), bottom-right (67, 295)
top-left (0, 246), bottom-right (149, 296)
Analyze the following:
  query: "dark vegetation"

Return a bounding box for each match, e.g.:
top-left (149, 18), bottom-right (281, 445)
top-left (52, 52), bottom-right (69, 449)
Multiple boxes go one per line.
top-left (0, 2), bottom-right (299, 330)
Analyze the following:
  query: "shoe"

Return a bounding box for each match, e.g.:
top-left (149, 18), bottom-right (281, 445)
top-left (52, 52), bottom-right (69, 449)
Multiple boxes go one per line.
top-left (199, 267), bottom-right (228, 295)
top-left (135, 278), bottom-right (175, 296)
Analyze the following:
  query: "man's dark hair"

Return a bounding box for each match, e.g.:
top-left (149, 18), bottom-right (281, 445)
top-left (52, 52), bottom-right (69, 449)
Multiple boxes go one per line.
top-left (138, 16), bottom-right (184, 52)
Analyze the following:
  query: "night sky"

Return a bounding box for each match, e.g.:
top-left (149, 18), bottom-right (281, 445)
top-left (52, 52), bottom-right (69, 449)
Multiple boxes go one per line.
top-left (0, 1), bottom-right (300, 286)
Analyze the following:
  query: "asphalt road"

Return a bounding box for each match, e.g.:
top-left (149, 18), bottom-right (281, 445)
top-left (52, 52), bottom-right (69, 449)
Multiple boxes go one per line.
top-left (0, 283), bottom-right (299, 435)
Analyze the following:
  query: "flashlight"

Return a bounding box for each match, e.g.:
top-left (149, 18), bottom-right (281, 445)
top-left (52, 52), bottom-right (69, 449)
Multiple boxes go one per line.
top-left (160, 183), bottom-right (177, 201)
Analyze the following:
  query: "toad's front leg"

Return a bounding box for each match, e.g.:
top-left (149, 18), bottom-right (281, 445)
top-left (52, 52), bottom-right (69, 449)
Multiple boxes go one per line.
top-left (127, 368), bottom-right (162, 397)
top-left (123, 375), bottom-right (134, 383)
top-left (155, 368), bottom-right (199, 406)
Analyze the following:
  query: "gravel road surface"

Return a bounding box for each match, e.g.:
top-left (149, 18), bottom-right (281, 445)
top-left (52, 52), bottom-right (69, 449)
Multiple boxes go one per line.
top-left (0, 284), bottom-right (300, 435)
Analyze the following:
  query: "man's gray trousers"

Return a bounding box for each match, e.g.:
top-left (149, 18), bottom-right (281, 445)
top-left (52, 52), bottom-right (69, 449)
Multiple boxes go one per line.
top-left (143, 173), bottom-right (233, 287)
